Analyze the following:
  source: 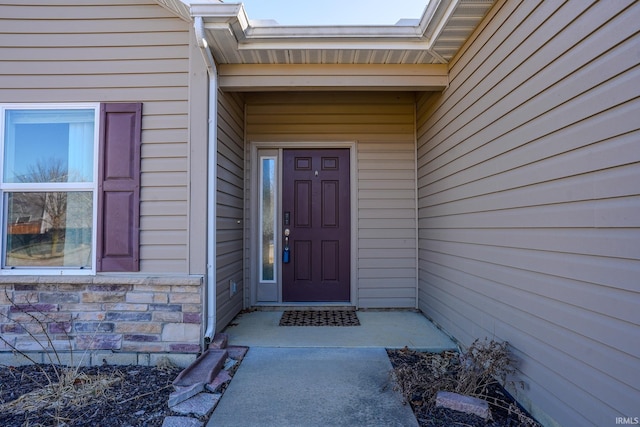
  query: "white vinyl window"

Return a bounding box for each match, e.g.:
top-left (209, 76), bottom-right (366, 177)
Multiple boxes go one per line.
top-left (0, 104), bottom-right (99, 274)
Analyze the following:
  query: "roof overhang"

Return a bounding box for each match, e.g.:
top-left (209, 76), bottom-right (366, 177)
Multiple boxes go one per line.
top-left (158, 1), bottom-right (494, 91)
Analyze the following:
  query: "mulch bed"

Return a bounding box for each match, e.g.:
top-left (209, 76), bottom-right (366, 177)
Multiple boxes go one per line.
top-left (0, 363), bottom-right (182, 426)
top-left (387, 348), bottom-right (541, 427)
top-left (1, 346), bottom-right (540, 427)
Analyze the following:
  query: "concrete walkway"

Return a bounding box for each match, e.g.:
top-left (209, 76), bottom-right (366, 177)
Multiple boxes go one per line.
top-left (206, 310), bottom-right (456, 427)
top-left (207, 347), bottom-right (417, 427)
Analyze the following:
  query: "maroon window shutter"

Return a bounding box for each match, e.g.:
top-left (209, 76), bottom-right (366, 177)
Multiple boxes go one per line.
top-left (97, 103), bottom-right (142, 272)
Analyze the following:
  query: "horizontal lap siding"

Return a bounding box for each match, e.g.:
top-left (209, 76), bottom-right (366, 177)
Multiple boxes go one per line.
top-left (216, 90), bottom-right (245, 330)
top-left (0, 1), bottom-right (191, 274)
top-left (358, 141), bottom-right (417, 308)
top-left (246, 92), bottom-right (417, 308)
top-left (416, 1), bottom-right (640, 426)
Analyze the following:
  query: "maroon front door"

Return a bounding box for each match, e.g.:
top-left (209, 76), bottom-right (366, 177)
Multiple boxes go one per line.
top-left (282, 149), bottom-right (350, 302)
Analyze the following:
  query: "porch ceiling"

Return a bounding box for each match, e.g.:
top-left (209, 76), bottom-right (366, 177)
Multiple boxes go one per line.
top-left (164, 0), bottom-right (495, 90)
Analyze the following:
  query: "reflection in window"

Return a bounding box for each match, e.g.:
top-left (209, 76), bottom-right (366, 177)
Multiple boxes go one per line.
top-left (260, 157), bottom-right (276, 281)
top-left (1, 105), bottom-right (97, 271)
top-left (5, 192), bottom-right (92, 268)
top-left (3, 109), bottom-right (95, 183)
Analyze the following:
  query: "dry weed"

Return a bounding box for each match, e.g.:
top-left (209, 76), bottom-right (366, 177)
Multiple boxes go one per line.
top-left (155, 356), bottom-right (178, 372)
top-left (456, 338), bottom-right (516, 397)
top-left (390, 348), bottom-right (459, 407)
top-left (0, 289), bottom-right (116, 424)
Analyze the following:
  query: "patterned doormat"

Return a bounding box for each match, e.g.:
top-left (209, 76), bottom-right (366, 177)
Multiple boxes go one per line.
top-left (279, 310), bottom-right (360, 326)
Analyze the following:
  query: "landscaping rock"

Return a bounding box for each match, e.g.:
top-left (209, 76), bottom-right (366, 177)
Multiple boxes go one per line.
top-left (162, 416), bottom-right (204, 427)
top-left (169, 382), bottom-right (205, 407)
top-left (226, 345), bottom-right (248, 360)
top-left (206, 369), bottom-right (232, 392)
top-left (435, 390), bottom-right (491, 419)
top-left (169, 393), bottom-right (221, 417)
top-left (223, 357), bottom-right (237, 370)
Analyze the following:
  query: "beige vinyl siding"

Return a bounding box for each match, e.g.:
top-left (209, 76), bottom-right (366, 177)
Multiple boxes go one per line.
top-left (246, 92), bottom-right (417, 308)
top-left (416, 1), bottom-right (640, 426)
top-left (216, 90), bottom-right (245, 330)
top-left (358, 142), bottom-right (417, 307)
top-left (0, 0), bottom-right (191, 274)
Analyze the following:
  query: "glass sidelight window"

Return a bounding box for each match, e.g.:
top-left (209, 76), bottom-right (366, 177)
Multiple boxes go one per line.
top-left (259, 156), bottom-right (276, 282)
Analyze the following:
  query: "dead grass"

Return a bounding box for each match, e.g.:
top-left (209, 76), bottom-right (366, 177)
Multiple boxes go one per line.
top-left (0, 370), bottom-right (122, 415)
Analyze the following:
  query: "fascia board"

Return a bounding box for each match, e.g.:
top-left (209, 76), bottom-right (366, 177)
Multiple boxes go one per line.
top-left (219, 63), bottom-right (449, 76)
top-left (217, 63), bottom-right (449, 91)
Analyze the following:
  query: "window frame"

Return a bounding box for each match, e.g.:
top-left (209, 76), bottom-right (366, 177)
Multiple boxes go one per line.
top-left (0, 103), bottom-right (100, 275)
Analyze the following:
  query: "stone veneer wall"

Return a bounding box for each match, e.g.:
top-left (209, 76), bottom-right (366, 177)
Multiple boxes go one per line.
top-left (0, 276), bottom-right (203, 367)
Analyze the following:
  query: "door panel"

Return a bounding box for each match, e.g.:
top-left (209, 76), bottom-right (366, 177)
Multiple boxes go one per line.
top-left (282, 149), bottom-right (350, 302)
top-left (294, 181), bottom-right (311, 227)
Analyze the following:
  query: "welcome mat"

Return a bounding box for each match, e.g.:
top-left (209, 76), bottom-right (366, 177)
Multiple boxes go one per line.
top-left (279, 310), bottom-right (360, 327)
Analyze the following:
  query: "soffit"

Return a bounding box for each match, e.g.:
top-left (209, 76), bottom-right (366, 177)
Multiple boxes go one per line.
top-left (186, 0), bottom-right (495, 65)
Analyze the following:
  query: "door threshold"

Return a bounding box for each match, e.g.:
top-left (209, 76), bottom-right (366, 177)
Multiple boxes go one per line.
top-left (252, 303), bottom-right (355, 311)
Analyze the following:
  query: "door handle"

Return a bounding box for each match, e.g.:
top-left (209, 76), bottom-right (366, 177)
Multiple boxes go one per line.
top-left (283, 228), bottom-right (290, 263)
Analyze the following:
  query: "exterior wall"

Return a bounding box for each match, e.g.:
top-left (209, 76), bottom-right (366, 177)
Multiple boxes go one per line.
top-left (0, 1), bottom-right (208, 358)
top-left (416, 1), bottom-right (640, 426)
top-left (245, 92), bottom-right (417, 309)
top-left (0, 0), bottom-right (193, 274)
top-left (216, 90), bottom-right (245, 330)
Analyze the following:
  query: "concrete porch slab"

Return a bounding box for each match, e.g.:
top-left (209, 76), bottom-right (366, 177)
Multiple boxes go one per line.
top-left (222, 310), bottom-right (457, 351)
